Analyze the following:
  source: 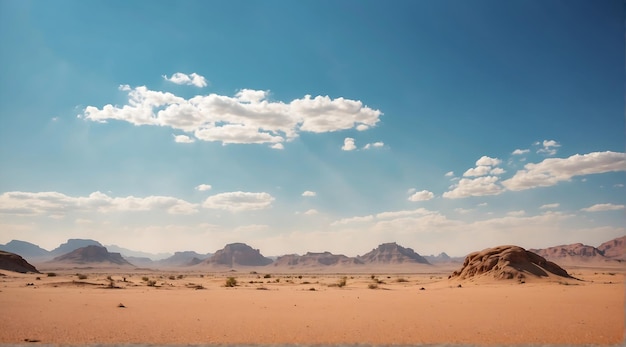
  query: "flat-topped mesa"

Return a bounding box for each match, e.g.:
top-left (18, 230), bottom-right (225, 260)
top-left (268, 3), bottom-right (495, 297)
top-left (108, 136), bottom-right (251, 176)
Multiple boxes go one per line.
top-left (204, 243), bottom-right (273, 267)
top-left (273, 252), bottom-right (363, 267)
top-left (0, 251), bottom-right (40, 273)
top-left (359, 242), bottom-right (430, 265)
top-left (51, 245), bottom-right (133, 266)
top-left (450, 245), bottom-right (572, 281)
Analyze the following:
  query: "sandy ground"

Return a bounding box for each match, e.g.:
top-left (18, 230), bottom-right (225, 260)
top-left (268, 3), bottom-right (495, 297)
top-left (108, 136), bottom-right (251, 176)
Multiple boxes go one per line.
top-left (0, 265), bottom-right (624, 345)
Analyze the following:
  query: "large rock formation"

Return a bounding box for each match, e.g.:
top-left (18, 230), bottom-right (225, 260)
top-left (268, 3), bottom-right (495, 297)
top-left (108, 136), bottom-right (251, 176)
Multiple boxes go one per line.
top-left (51, 239), bottom-right (103, 257)
top-left (203, 243), bottom-right (272, 267)
top-left (450, 245), bottom-right (572, 281)
top-left (529, 243), bottom-right (606, 262)
top-left (51, 245), bottom-right (133, 266)
top-left (0, 240), bottom-right (50, 261)
top-left (273, 252), bottom-right (364, 268)
top-left (0, 251), bottom-right (40, 273)
top-left (158, 251), bottom-right (211, 267)
top-left (598, 235), bottom-right (626, 260)
top-left (359, 242), bottom-right (430, 265)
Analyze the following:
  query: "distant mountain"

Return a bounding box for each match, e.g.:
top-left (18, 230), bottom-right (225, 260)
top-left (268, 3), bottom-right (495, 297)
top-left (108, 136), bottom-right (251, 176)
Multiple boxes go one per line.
top-left (51, 245), bottom-right (133, 266)
top-left (0, 240), bottom-right (51, 261)
top-left (359, 242), bottom-right (430, 265)
top-left (105, 244), bottom-right (172, 261)
top-left (51, 239), bottom-right (102, 256)
top-left (597, 235), bottom-right (626, 260)
top-left (273, 252), bottom-right (364, 268)
top-left (529, 243), bottom-right (607, 262)
top-left (125, 256), bottom-right (155, 268)
top-left (424, 252), bottom-right (464, 264)
top-left (0, 251), bottom-right (40, 273)
top-left (202, 243), bottom-right (272, 267)
top-left (158, 251), bottom-right (211, 267)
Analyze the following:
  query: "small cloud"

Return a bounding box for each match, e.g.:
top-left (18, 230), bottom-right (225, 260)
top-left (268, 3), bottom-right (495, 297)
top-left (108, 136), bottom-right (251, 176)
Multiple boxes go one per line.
top-left (454, 208), bottom-right (472, 214)
top-left (537, 139), bottom-right (560, 156)
top-left (489, 167), bottom-right (506, 175)
top-left (540, 203), bottom-right (560, 209)
top-left (303, 209), bottom-right (318, 215)
top-left (51, 117), bottom-right (59, 122)
top-left (613, 183), bottom-right (624, 188)
top-left (512, 149), bottom-right (530, 155)
top-left (444, 171), bottom-right (454, 177)
top-left (406, 188), bottom-right (416, 194)
top-left (118, 84), bottom-right (131, 91)
top-left (580, 203), bottom-right (625, 212)
top-left (195, 184), bottom-right (212, 192)
top-left (342, 138), bottom-right (356, 151)
top-left (476, 156), bottom-right (502, 167)
top-left (173, 134), bottom-right (195, 143)
top-left (477, 202), bottom-right (488, 207)
top-left (270, 143), bottom-right (284, 150)
top-left (408, 190), bottom-right (434, 202)
top-left (302, 191), bottom-right (316, 197)
top-left (163, 72), bottom-right (208, 88)
top-left (363, 142), bottom-right (384, 150)
top-left (356, 124), bottom-right (369, 131)
top-left (507, 210), bottom-right (526, 217)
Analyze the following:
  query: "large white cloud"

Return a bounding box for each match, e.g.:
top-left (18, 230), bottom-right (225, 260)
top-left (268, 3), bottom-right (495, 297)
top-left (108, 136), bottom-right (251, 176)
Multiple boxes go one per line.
top-left (202, 191), bottom-right (274, 212)
top-left (163, 72), bottom-right (208, 88)
top-left (502, 151), bottom-right (626, 191)
top-left (82, 83), bottom-right (382, 147)
top-left (0, 191), bottom-right (198, 216)
top-left (443, 176), bottom-right (504, 199)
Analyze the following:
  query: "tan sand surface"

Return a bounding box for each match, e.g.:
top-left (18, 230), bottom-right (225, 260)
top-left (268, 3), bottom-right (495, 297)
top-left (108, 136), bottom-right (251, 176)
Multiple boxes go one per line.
top-left (0, 266), bottom-right (624, 345)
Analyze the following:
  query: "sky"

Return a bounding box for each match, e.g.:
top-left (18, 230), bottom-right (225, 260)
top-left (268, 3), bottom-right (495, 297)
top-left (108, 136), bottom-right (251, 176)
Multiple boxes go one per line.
top-left (0, 0), bottom-right (624, 257)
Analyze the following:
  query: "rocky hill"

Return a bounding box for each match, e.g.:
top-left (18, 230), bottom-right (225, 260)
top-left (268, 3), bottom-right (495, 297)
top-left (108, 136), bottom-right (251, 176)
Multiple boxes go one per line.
top-left (0, 251), bottom-right (40, 273)
top-left (202, 243), bottom-right (272, 267)
top-left (51, 245), bottom-right (134, 266)
top-left (0, 240), bottom-right (51, 261)
top-left (158, 251), bottom-right (211, 267)
top-left (529, 243), bottom-right (607, 262)
top-left (598, 235), bottom-right (626, 260)
top-left (273, 252), bottom-right (364, 268)
top-left (450, 245), bottom-right (572, 281)
top-left (51, 239), bottom-right (103, 257)
top-left (359, 242), bottom-right (430, 265)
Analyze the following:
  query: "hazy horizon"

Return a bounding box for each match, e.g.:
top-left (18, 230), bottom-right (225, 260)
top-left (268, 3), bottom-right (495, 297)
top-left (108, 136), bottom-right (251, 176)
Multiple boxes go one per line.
top-left (1, 1), bottom-right (624, 258)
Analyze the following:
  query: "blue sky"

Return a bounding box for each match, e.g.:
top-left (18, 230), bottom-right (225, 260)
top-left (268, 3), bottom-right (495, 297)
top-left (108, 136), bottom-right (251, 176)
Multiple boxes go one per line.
top-left (0, 0), bottom-right (624, 257)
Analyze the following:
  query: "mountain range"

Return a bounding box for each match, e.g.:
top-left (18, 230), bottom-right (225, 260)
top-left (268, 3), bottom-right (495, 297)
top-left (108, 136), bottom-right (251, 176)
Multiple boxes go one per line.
top-left (0, 236), bottom-right (624, 270)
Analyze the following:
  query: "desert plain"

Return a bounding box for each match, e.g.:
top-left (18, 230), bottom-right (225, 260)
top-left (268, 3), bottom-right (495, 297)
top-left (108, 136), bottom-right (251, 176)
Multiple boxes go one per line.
top-left (1, 262), bottom-right (624, 346)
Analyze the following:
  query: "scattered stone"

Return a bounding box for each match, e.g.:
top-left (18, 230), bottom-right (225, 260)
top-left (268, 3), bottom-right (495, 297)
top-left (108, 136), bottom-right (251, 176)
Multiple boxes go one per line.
top-left (118, 303), bottom-right (126, 308)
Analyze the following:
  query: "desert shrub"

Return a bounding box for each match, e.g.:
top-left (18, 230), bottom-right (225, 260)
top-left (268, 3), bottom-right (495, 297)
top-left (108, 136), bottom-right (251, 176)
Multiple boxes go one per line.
top-left (225, 277), bottom-right (237, 287)
top-left (106, 275), bottom-right (113, 281)
top-left (337, 276), bottom-right (347, 288)
top-left (301, 281), bottom-right (311, 285)
top-left (298, 275), bottom-right (302, 279)
top-left (275, 278), bottom-right (280, 283)
top-left (396, 277), bottom-right (408, 283)
top-left (146, 280), bottom-right (157, 287)
top-left (35, 277), bottom-right (41, 280)
top-left (264, 274), bottom-right (272, 278)
top-left (177, 274), bottom-right (184, 279)
top-left (47, 272), bottom-right (57, 277)
top-left (169, 275), bottom-right (176, 280)
top-left (76, 274), bottom-right (87, 280)
top-left (141, 276), bottom-right (150, 282)
top-left (368, 283), bottom-right (378, 289)
top-left (309, 287), bottom-right (316, 291)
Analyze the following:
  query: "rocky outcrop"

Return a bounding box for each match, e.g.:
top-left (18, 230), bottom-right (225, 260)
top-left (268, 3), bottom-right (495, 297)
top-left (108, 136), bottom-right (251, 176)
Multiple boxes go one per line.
top-left (273, 252), bottom-right (363, 267)
top-left (51, 245), bottom-right (133, 266)
top-left (359, 242), bottom-right (430, 265)
top-left (0, 251), bottom-right (40, 273)
top-left (450, 245), bottom-right (572, 281)
top-left (598, 235), bottom-right (626, 260)
top-left (203, 243), bottom-right (272, 267)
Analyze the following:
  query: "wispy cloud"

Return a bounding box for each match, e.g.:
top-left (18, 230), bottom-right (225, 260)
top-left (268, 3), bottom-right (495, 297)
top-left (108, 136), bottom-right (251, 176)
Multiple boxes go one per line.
top-left (302, 191), bottom-right (316, 197)
top-left (512, 149), bottom-right (529, 155)
top-left (540, 203), bottom-right (560, 209)
top-left (195, 184), bottom-right (212, 192)
top-left (202, 191), bottom-right (274, 212)
top-left (536, 140), bottom-right (560, 156)
top-left (162, 72), bottom-right (208, 88)
top-left (580, 203), bottom-right (625, 212)
top-left (363, 141), bottom-right (384, 150)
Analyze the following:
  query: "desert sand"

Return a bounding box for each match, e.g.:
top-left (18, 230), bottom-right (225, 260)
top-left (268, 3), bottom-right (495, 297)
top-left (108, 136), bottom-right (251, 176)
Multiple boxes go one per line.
top-left (0, 263), bottom-right (624, 345)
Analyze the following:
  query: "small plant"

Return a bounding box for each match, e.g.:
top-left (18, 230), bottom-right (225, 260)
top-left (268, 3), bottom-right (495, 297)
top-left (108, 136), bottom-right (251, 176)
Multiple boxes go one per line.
top-left (396, 277), bottom-right (408, 283)
top-left (309, 287), bottom-right (316, 291)
top-left (225, 277), bottom-right (237, 287)
top-left (106, 275), bottom-right (113, 281)
top-left (264, 274), bottom-right (272, 278)
top-left (141, 276), bottom-right (150, 282)
top-left (368, 283), bottom-right (378, 289)
top-left (35, 277), bottom-right (41, 280)
top-left (77, 274), bottom-right (87, 280)
top-left (47, 272), bottom-right (57, 277)
top-left (169, 275), bottom-right (176, 280)
top-left (177, 274), bottom-right (184, 279)
top-left (275, 278), bottom-right (280, 283)
top-left (146, 280), bottom-right (157, 287)
top-left (337, 276), bottom-right (347, 288)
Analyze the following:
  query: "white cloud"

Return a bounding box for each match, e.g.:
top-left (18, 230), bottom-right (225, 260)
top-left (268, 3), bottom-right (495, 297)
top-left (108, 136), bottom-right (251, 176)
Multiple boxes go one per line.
top-left (507, 210), bottom-right (526, 217)
top-left (444, 171), bottom-right (455, 177)
top-left (540, 203), bottom-right (560, 209)
top-left (443, 176), bottom-right (504, 199)
top-left (302, 191), bottom-right (316, 197)
top-left (613, 183), bottom-right (624, 188)
top-left (454, 208), bottom-right (472, 214)
top-left (376, 208), bottom-right (433, 220)
top-left (489, 167), bottom-right (506, 175)
top-left (0, 191), bottom-right (198, 216)
top-left (202, 191), bottom-right (274, 212)
top-left (408, 190), bottom-right (434, 202)
top-left (303, 209), bottom-right (319, 215)
top-left (463, 165), bottom-right (492, 177)
top-left (83, 83), bottom-right (382, 147)
top-left (363, 141), bottom-right (384, 150)
top-left (512, 149), bottom-right (530, 155)
top-left (342, 137), bottom-right (357, 151)
top-left (270, 143), bottom-right (284, 150)
top-left (195, 184), bottom-right (212, 192)
top-left (537, 139), bottom-right (561, 156)
top-left (406, 188), bottom-right (416, 194)
top-left (580, 203), bottom-right (625, 212)
top-left (163, 72), bottom-right (208, 88)
top-left (476, 156), bottom-right (502, 167)
top-left (330, 215), bottom-right (375, 226)
top-left (173, 134), bottom-right (195, 143)
top-left (502, 151), bottom-right (626, 191)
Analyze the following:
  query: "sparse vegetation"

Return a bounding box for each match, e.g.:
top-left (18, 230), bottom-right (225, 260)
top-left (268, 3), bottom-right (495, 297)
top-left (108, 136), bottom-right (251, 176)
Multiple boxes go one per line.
top-left (146, 280), bottom-right (157, 287)
top-left (264, 274), bottom-right (272, 278)
top-left (225, 277), bottom-right (237, 287)
top-left (395, 277), bottom-right (408, 283)
top-left (368, 283), bottom-right (378, 289)
top-left (141, 276), bottom-right (150, 282)
top-left (47, 272), bottom-right (57, 277)
top-left (177, 274), bottom-right (184, 279)
top-left (337, 276), bottom-right (347, 288)
top-left (169, 275), bottom-right (176, 280)
top-left (76, 274), bottom-right (88, 280)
